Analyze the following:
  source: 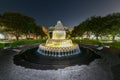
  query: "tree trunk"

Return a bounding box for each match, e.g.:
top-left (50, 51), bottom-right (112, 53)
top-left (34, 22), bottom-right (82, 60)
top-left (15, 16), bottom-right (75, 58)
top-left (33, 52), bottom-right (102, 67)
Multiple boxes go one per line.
top-left (15, 32), bottom-right (20, 40)
top-left (100, 35), bottom-right (102, 40)
top-left (96, 36), bottom-right (99, 40)
top-left (27, 31), bottom-right (31, 39)
top-left (25, 34), bottom-right (28, 39)
top-left (112, 35), bottom-right (115, 41)
top-left (28, 34), bottom-right (30, 38)
top-left (36, 35), bottom-right (38, 39)
top-left (15, 35), bottom-right (19, 40)
top-left (86, 32), bottom-right (90, 39)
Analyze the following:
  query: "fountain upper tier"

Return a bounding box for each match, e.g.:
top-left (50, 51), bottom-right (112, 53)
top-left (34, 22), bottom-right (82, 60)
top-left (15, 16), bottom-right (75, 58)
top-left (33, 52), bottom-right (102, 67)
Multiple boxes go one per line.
top-left (45, 39), bottom-right (73, 47)
top-left (52, 21), bottom-right (66, 39)
top-left (46, 21), bottom-right (73, 47)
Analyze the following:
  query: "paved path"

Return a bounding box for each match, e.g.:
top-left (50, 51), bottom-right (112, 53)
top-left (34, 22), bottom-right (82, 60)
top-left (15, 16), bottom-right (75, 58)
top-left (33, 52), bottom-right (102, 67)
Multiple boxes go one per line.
top-left (0, 44), bottom-right (120, 80)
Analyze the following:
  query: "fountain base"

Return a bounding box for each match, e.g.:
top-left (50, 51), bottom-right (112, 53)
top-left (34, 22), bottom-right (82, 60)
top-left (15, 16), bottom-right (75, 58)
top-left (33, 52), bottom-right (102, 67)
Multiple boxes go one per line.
top-left (13, 46), bottom-right (101, 70)
top-left (37, 43), bottom-right (80, 57)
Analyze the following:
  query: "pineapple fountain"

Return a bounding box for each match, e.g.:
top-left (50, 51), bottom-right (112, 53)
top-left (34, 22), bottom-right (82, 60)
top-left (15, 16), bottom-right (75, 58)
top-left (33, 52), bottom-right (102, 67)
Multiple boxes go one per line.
top-left (13, 21), bottom-right (100, 70)
top-left (37, 21), bottom-right (80, 57)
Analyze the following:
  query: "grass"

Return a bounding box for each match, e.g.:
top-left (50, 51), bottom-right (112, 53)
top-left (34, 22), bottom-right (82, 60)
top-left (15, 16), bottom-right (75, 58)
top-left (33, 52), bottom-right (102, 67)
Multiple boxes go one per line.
top-left (0, 43), bottom-right (4, 48)
top-left (73, 39), bottom-right (120, 49)
top-left (0, 39), bottom-right (46, 48)
top-left (0, 39), bottom-right (120, 49)
top-left (72, 39), bottom-right (100, 44)
top-left (10, 39), bottom-right (46, 47)
top-left (108, 41), bottom-right (120, 49)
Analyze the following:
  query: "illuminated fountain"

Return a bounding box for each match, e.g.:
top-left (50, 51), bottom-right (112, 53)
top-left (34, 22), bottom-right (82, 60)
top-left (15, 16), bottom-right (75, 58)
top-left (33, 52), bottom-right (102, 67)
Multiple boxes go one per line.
top-left (13, 21), bottom-right (101, 70)
top-left (37, 21), bottom-right (80, 57)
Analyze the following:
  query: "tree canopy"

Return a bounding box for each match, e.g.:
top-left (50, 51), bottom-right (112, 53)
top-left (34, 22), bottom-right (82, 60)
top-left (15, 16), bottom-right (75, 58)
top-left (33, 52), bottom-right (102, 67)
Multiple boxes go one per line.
top-left (71, 13), bottom-right (120, 41)
top-left (0, 12), bottom-right (46, 40)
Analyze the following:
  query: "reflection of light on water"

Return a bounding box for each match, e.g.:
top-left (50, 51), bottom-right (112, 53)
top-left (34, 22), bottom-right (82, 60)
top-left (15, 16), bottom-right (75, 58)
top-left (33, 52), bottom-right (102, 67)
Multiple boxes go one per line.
top-left (0, 33), bottom-right (5, 39)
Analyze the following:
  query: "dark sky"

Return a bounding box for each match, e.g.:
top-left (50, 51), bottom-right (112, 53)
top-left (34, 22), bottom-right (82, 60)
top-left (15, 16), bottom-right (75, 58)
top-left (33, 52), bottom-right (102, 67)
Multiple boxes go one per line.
top-left (0, 0), bottom-right (120, 28)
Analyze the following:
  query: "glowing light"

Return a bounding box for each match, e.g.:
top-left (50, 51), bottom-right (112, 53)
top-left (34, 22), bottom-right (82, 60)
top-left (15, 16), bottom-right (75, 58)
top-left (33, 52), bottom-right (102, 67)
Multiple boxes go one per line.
top-left (45, 21), bottom-right (76, 47)
top-left (52, 31), bottom-right (66, 39)
top-left (0, 33), bottom-right (5, 39)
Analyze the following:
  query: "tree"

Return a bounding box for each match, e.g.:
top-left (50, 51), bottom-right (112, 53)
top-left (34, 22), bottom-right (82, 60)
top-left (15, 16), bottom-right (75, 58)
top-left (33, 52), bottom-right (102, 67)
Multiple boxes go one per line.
top-left (33, 25), bottom-right (46, 39)
top-left (72, 14), bottom-right (120, 41)
top-left (20, 16), bottom-right (36, 39)
top-left (0, 14), bottom-right (4, 28)
top-left (104, 13), bottom-right (120, 41)
top-left (88, 16), bottom-right (106, 40)
top-left (71, 26), bottom-right (82, 37)
top-left (73, 16), bottom-right (106, 40)
top-left (1, 12), bottom-right (36, 40)
top-left (0, 14), bottom-right (2, 27)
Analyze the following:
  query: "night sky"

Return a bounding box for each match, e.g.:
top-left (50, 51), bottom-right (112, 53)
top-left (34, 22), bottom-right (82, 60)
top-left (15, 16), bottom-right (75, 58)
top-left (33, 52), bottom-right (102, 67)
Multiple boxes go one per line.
top-left (0, 0), bottom-right (120, 28)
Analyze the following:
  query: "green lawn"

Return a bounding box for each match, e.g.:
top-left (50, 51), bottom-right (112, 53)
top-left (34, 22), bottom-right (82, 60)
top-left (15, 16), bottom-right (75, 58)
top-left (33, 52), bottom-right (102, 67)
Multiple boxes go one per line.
top-left (109, 41), bottom-right (120, 49)
top-left (0, 43), bottom-right (4, 48)
top-left (0, 39), bottom-right (120, 49)
top-left (73, 39), bottom-right (120, 49)
top-left (72, 39), bottom-right (100, 44)
top-left (0, 39), bottom-right (46, 48)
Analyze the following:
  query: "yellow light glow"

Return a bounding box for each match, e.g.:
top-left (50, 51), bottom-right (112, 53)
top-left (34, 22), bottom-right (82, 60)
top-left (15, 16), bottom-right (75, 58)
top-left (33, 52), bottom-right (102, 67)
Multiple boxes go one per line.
top-left (45, 39), bottom-right (74, 47)
top-left (44, 21), bottom-right (76, 48)
top-left (0, 34), bottom-right (5, 39)
top-left (52, 31), bottom-right (66, 39)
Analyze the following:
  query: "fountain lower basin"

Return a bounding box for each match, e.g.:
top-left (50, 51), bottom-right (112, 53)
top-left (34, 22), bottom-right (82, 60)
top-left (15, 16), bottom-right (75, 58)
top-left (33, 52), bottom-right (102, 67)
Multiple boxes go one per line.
top-left (13, 45), bottom-right (101, 70)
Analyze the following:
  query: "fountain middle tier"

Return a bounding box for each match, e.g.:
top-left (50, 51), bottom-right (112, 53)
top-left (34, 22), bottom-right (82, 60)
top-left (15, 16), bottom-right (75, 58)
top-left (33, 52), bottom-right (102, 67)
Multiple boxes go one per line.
top-left (45, 39), bottom-right (73, 47)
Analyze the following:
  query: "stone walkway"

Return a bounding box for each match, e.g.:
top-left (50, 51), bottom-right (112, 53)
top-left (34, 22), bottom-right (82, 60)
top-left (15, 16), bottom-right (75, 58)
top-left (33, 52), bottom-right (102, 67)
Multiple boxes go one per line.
top-left (0, 44), bottom-right (120, 80)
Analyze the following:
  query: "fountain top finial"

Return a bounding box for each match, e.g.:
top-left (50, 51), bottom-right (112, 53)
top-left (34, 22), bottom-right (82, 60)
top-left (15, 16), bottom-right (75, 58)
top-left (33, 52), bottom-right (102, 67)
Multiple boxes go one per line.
top-left (54, 21), bottom-right (64, 30)
top-left (57, 21), bottom-right (61, 23)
